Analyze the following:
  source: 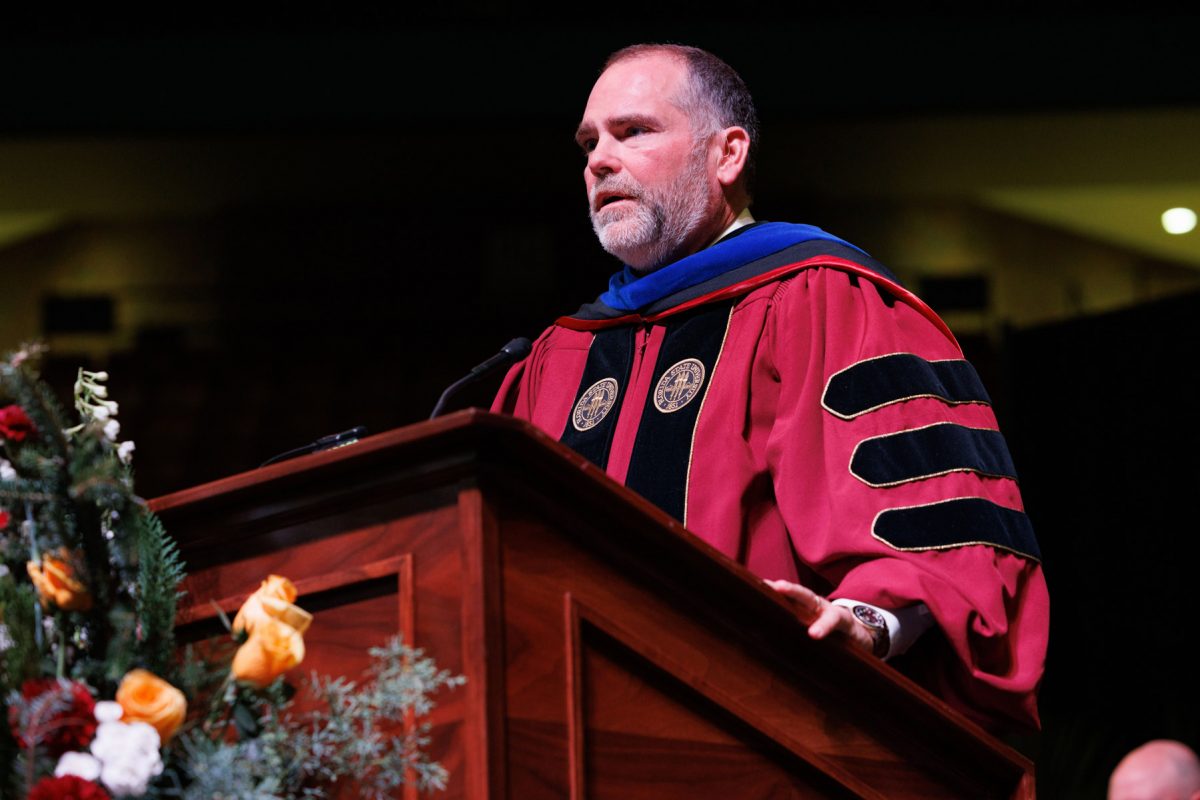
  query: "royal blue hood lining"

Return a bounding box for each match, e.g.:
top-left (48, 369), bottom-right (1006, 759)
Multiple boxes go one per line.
top-left (598, 222), bottom-right (868, 313)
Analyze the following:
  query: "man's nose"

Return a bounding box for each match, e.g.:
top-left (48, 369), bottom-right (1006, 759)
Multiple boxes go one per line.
top-left (587, 136), bottom-right (620, 176)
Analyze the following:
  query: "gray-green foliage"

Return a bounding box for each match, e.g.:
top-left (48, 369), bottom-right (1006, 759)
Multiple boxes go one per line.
top-left (182, 637), bottom-right (465, 799)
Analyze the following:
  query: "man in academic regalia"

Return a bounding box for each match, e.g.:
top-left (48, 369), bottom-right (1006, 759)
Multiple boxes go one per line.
top-left (493, 43), bottom-right (1048, 732)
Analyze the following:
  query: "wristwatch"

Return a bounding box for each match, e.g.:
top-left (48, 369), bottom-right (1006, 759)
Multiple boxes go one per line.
top-left (851, 604), bottom-right (890, 658)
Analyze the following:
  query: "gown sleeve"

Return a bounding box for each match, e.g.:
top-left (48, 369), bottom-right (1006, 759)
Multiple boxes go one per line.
top-left (762, 267), bottom-right (1048, 731)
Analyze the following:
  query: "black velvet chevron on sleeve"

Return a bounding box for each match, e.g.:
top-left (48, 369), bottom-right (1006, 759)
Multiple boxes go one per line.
top-left (851, 423), bottom-right (1018, 487)
top-left (874, 498), bottom-right (1040, 561)
top-left (823, 353), bottom-right (992, 419)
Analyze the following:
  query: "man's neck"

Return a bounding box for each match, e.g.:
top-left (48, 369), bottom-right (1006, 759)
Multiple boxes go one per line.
top-left (708, 207), bottom-right (755, 247)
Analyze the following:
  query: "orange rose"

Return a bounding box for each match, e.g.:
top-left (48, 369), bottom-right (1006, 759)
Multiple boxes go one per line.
top-left (115, 669), bottom-right (187, 743)
top-left (231, 616), bottom-right (306, 687)
top-left (26, 550), bottom-right (92, 611)
top-left (233, 575), bottom-right (312, 637)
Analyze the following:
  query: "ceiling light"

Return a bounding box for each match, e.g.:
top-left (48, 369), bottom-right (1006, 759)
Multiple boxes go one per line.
top-left (1162, 207), bottom-right (1197, 235)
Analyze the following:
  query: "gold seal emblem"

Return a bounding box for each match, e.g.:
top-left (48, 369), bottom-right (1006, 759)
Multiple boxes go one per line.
top-left (572, 377), bottom-right (620, 432)
top-left (653, 358), bottom-right (706, 413)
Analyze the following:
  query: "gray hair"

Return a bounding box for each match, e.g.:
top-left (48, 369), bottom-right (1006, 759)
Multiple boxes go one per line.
top-left (603, 43), bottom-right (759, 193)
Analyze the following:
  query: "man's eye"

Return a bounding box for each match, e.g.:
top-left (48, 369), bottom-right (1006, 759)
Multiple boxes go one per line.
top-left (580, 139), bottom-right (597, 154)
top-left (624, 126), bottom-right (646, 137)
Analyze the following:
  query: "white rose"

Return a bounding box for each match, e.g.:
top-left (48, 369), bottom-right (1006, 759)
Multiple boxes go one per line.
top-left (55, 751), bottom-right (102, 781)
top-left (92, 720), bottom-right (160, 758)
top-left (101, 756), bottom-right (163, 797)
top-left (0, 459), bottom-right (15, 481)
top-left (94, 700), bottom-right (123, 723)
top-left (89, 722), bottom-right (121, 760)
top-left (126, 721), bottom-right (161, 754)
top-left (91, 719), bottom-right (163, 796)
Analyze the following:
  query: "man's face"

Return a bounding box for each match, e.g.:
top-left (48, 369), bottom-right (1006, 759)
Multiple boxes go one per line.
top-left (575, 53), bottom-right (721, 271)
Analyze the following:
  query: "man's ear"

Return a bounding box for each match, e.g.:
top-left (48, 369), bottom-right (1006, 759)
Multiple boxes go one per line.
top-left (715, 126), bottom-right (750, 188)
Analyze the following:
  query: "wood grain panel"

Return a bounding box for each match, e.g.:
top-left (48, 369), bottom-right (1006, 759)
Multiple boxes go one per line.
top-left (459, 487), bottom-right (508, 800)
top-left (497, 507), bottom-right (1024, 799)
top-left (573, 599), bottom-right (877, 800)
top-left (564, 594), bottom-right (586, 800)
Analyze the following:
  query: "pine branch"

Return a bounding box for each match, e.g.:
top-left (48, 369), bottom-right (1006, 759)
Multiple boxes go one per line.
top-left (0, 578), bottom-right (40, 689)
top-left (1, 354), bottom-right (75, 549)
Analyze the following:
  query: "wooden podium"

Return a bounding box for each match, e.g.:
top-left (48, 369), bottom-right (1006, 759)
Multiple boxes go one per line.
top-left (152, 411), bottom-right (1035, 799)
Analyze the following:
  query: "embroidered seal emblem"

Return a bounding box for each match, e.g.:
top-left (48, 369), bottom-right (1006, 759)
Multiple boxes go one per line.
top-left (572, 378), bottom-right (619, 432)
top-left (653, 358), bottom-right (706, 413)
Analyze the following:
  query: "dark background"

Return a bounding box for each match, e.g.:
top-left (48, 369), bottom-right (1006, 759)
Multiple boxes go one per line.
top-left (4, 12), bottom-right (1200, 796)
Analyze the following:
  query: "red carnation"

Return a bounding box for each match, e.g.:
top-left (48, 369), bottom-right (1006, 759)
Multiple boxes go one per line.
top-left (0, 404), bottom-right (36, 442)
top-left (26, 775), bottom-right (111, 800)
top-left (0, 508), bottom-right (9, 529)
top-left (8, 679), bottom-right (98, 755)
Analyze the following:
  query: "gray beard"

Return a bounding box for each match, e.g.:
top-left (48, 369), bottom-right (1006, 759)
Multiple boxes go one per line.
top-left (589, 148), bottom-right (712, 272)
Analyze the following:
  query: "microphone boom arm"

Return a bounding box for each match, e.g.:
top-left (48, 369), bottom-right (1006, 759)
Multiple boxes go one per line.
top-left (430, 337), bottom-right (532, 419)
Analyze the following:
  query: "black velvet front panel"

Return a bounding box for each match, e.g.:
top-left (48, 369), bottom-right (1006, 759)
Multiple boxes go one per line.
top-left (624, 303), bottom-right (733, 522)
top-left (558, 327), bottom-right (635, 470)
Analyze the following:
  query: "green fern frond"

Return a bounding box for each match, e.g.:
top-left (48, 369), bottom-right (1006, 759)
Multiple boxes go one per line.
top-left (134, 509), bottom-right (187, 677)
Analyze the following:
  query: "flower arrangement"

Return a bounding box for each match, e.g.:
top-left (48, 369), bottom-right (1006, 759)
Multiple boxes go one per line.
top-left (1, 345), bottom-right (463, 798)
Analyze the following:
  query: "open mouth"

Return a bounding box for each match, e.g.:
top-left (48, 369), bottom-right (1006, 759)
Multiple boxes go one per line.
top-left (597, 194), bottom-right (634, 211)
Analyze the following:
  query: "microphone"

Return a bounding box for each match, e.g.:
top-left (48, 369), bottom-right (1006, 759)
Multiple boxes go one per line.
top-left (431, 337), bottom-right (532, 419)
top-left (260, 425), bottom-right (368, 468)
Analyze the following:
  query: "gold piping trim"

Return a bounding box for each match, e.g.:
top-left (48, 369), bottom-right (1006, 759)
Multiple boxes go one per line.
top-left (848, 421), bottom-right (1018, 488)
top-left (820, 352), bottom-right (990, 421)
top-left (682, 306), bottom-right (735, 529)
top-left (869, 496), bottom-right (1040, 563)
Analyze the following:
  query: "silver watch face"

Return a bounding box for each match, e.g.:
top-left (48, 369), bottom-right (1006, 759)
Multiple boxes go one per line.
top-left (852, 604), bottom-right (886, 630)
